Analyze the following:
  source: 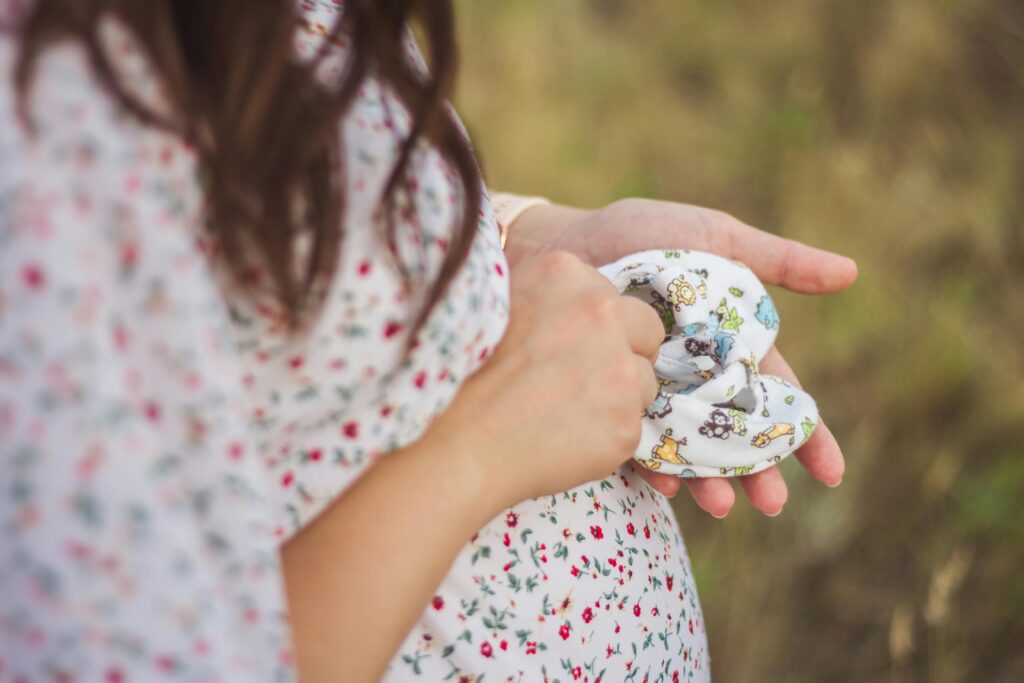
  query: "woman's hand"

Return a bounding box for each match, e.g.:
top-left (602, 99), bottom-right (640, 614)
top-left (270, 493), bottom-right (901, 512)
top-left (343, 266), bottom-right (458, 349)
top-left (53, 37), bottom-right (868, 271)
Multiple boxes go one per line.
top-left (503, 197), bottom-right (858, 518)
top-left (429, 250), bottom-right (667, 503)
top-left (285, 249), bottom-right (668, 682)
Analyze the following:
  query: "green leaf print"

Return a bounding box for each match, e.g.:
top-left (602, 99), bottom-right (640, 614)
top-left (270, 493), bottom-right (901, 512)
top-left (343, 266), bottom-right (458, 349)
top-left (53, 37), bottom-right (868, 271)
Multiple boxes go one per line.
top-left (470, 545), bottom-right (491, 564)
top-left (728, 287), bottom-right (744, 297)
top-left (401, 652), bottom-right (427, 675)
top-left (802, 416), bottom-right (817, 441)
top-left (717, 297), bottom-right (745, 331)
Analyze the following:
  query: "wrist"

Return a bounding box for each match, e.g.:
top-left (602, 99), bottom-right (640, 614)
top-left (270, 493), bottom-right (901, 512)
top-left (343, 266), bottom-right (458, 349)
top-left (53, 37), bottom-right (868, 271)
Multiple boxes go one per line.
top-left (410, 401), bottom-right (518, 518)
top-left (502, 202), bottom-right (593, 266)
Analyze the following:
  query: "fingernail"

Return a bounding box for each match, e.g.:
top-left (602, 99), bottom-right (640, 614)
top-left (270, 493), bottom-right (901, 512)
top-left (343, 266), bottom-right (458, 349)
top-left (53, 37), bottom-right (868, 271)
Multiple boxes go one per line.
top-left (765, 507), bottom-right (784, 518)
top-left (826, 478), bottom-right (843, 488)
top-left (710, 511), bottom-right (728, 519)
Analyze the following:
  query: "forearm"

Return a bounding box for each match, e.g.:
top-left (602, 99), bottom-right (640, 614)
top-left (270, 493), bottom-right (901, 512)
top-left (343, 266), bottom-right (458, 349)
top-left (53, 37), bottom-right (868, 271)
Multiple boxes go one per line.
top-left (281, 424), bottom-right (507, 682)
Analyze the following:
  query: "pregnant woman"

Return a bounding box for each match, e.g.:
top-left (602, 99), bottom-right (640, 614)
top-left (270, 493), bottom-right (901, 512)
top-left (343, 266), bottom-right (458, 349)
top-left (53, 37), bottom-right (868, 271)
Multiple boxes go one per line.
top-left (0, 1), bottom-right (855, 681)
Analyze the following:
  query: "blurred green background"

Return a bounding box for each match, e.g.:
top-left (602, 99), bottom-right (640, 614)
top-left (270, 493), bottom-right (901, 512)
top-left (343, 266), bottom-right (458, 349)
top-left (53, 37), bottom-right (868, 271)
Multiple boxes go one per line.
top-left (453, 1), bottom-right (1024, 681)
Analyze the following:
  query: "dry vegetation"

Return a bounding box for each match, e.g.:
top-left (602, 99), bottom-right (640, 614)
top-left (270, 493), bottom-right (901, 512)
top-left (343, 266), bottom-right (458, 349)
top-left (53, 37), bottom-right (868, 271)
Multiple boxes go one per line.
top-left (454, 1), bottom-right (1024, 680)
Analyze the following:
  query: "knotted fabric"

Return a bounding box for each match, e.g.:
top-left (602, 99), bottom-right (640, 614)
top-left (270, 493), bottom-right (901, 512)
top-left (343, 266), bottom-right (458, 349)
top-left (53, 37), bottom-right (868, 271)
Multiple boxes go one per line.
top-left (597, 249), bottom-right (819, 478)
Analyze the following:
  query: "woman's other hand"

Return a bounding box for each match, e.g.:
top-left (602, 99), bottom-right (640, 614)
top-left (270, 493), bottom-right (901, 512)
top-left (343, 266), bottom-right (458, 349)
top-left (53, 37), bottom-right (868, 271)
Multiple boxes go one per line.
top-left (426, 249), bottom-right (667, 504)
top-left (502, 197), bottom-right (857, 517)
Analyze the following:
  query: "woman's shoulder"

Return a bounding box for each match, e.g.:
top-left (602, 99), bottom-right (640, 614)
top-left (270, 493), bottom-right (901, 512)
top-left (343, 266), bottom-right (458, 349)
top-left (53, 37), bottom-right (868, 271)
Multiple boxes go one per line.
top-left (1, 17), bottom-right (187, 193)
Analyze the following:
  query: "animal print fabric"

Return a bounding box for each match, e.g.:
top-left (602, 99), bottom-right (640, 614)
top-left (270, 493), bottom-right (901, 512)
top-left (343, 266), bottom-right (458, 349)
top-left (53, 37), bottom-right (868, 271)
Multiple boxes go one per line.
top-left (598, 250), bottom-right (819, 478)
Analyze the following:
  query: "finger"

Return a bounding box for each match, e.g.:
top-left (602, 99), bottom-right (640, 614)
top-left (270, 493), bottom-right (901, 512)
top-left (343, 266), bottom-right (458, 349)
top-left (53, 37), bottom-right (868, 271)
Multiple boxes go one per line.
top-left (619, 295), bottom-right (666, 363)
top-left (795, 421), bottom-right (845, 487)
top-left (683, 477), bottom-right (736, 518)
top-left (632, 354), bottom-right (659, 409)
top-left (759, 346), bottom-right (845, 486)
top-left (738, 466), bottom-right (788, 516)
top-left (696, 209), bottom-right (858, 294)
top-left (632, 463), bottom-right (682, 498)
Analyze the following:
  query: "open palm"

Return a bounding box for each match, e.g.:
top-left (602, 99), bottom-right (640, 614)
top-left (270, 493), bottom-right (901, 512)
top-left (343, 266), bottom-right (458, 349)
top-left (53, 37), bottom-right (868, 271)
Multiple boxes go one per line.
top-left (504, 197), bottom-right (858, 517)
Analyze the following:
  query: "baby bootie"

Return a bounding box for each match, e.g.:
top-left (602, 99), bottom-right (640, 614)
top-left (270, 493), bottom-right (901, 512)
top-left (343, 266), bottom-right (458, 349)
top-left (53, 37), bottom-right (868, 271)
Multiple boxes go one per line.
top-left (597, 249), bottom-right (819, 478)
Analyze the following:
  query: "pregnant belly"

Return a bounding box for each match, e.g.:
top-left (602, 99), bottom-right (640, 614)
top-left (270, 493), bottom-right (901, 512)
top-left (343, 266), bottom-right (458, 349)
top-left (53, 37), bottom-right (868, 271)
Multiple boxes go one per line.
top-left (385, 464), bottom-right (710, 683)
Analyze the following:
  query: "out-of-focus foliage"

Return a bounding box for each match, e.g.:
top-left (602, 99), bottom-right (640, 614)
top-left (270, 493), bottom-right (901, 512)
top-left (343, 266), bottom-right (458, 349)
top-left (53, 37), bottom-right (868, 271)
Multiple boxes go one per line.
top-left (453, 1), bottom-right (1024, 680)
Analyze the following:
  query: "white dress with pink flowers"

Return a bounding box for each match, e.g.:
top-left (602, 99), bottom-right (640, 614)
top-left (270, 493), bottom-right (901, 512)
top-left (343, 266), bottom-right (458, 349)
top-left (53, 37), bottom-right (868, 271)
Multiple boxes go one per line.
top-left (0, 2), bottom-right (710, 681)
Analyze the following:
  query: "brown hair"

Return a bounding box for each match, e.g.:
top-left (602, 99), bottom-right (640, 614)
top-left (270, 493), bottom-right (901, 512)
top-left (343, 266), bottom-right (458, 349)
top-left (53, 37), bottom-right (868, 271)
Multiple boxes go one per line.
top-left (10, 0), bottom-right (482, 352)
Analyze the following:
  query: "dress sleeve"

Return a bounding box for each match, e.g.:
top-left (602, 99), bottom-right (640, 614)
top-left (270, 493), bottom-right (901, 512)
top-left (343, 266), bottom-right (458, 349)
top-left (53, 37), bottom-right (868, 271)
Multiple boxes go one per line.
top-left (0, 40), bottom-right (294, 682)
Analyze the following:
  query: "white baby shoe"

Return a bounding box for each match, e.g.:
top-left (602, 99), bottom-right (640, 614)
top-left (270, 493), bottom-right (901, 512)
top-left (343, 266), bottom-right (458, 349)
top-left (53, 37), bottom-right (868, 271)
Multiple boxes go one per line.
top-left (598, 249), bottom-right (819, 478)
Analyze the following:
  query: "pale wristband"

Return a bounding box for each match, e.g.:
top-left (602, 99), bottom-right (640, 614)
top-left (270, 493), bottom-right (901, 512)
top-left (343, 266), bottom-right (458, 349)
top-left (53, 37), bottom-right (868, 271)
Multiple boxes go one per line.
top-left (489, 191), bottom-right (552, 250)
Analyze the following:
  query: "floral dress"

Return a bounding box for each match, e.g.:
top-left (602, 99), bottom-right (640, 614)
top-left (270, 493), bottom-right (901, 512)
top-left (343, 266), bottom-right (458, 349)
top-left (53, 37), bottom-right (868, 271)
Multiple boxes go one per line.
top-left (0, 1), bottom-right (710, 681)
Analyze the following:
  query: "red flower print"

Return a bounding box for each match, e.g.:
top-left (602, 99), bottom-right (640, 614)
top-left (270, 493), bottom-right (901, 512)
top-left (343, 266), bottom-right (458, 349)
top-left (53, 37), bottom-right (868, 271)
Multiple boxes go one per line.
top-left (666, 575), bottom-right (674, 591)
top-left (500, 640), bottom-right (508, 651)
top-left (106, 668), bottom-right (125, 683)
top-left (480, 641), bottom-right (493, 658)
top-left (112, 324), bottom-right (130, 350)
top-left (495, 262), bottom-right (504, 277)
top-left (505, 511), bottom-right (519, 528)
top-left (21, 263), bottom-right (45, 289)
top-left (281, 472), bottom-right (294, 487)
top-left (342, 421), bottom-right (359, 439)
top-left (413, 370), bottom-right (427, 389)
top-left (383, 321), bottom-right (403, 338)
top-left (590, 525), bottom-right (603, 539)
top-left (582, 607), bottom-right (594, 623)
top-left (526, 641), bottom-right (538, 655)
top-left (559, 623), bottom-right (571, 640)
top-left (228, 442), bottom-right (244, 461)
top-left (308, 448), bottom-right (322, 462)
top-left (643, 525), bottom-right (651, 539)
top-left (572, 665), bottom-right (582, 680)
top-left (431, 595), bottom-right (444, 610)
top-left (380, 404), bottom-right (393, 417)
top-left (155, 654), bottom-right (175, 672)
top-left (673, 671), bottom-right (680, 683)
top-left (143, 401), bottom-right (161, 422)
top-left (503, 533), bottom-right (511, 547)
top-left (626, 522), bottom-right (636, 536)
top-left (570, 565), bottom-right (579, 577)
top-left (633, 603), bottom-right (641, 617)
top-left (119, 241), bottom-right (138, 269)
top-left (288, 356), bottom-right (304, 370)
top-left (357, 259), bottom-right (372, 276)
